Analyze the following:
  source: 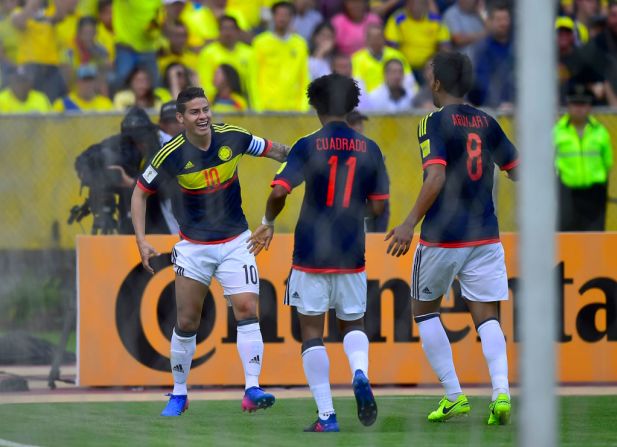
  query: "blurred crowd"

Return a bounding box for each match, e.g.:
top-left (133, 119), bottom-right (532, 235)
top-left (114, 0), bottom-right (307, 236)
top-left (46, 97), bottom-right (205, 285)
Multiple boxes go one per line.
top-left (0, 0), bottom-right (615, 115)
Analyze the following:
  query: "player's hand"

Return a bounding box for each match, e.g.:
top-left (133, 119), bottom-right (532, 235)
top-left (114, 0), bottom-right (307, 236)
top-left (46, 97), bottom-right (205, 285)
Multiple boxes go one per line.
top-left (248, 224), bottom-right (274, 255)
top-left (385, 223), bottom-right (414, 257)
top-left (137, 239), bottom-right (160, 274)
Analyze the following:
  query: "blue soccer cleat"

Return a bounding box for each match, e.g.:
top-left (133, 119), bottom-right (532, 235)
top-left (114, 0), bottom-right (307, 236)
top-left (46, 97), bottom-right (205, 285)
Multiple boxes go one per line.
top-left (304, 413), bottom-right (340, 432)
top-left (161, 393), bottom-right (189, 417)
top-left (242, 386), bottom-right (275, 412)
top-left (352, 369), bottom-right (378, 426)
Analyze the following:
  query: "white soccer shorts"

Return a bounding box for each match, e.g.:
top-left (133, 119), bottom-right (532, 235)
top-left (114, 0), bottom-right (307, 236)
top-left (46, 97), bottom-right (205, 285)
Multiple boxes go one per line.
top-left (171, 229), bottom-right (260, 297)
top-left (285, 269), bottom-right (367, 321)
top-left (411, 242), bottom-right (509, 302)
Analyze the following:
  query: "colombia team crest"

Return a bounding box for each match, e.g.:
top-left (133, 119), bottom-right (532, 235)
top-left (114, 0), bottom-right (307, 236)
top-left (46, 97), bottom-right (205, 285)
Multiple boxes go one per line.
top-left (218, 146), bottom-right (233, 161)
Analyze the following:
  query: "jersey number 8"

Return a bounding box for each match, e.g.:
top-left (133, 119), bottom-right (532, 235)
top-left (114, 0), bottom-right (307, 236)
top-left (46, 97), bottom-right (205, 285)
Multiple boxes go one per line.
top-left (466, 132), bottom-right (483, 181)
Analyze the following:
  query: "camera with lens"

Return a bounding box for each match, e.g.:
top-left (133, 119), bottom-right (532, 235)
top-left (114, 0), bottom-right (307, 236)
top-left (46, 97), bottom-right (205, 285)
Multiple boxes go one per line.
top-left (69, 107), bottom-right (160, 234)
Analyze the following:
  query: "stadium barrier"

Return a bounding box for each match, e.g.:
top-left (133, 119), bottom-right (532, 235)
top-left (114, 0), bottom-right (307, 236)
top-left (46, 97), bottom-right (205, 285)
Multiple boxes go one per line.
top-left (3, 112), bottom-right (617, 250)
top-left (77, 233), bottom-right (617, 387)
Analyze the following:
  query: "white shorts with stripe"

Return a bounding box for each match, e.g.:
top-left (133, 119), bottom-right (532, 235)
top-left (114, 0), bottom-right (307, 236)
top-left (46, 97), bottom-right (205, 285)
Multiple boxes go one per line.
top-left (171, 229), bottom-right (260, 297)
top-left (285, 269), bottom-right (367, 321)
top-left (411, 242), bottom-right (509, 302)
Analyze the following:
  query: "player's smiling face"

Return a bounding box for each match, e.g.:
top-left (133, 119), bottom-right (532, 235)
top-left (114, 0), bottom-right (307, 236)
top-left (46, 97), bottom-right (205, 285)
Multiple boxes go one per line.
top-left (180, 97), bottom-right (212, 138)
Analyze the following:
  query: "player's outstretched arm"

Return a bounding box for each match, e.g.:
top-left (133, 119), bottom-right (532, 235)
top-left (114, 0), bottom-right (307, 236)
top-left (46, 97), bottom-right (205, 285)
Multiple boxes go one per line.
top-left (385, 164), bottom-right (446, 257)
top-left (131, 186), bottom-right (160, 274)
top-left (248, 185), bottom-right (289, 255)
top-left (263, 141), bottom-right (291, 162)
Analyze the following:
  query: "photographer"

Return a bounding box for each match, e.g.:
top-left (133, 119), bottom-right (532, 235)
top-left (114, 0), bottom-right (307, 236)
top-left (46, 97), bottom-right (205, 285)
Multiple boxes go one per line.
top-left (72, 106), bottom-right (178, 234)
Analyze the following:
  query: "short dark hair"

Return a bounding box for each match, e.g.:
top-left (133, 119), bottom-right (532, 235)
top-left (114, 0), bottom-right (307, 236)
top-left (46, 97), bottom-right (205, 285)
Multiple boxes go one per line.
top-left (432, 51), bottom-right (473, 98)
top-left (384, 58), bottom-right (404, 72)
top-left (177, 87), bottom-right (207, 113)
top-left (97, 0), bottom-right (111, 12)
top-left (78, 16), bottom-right (97, 30)
top-left (271, 1), bottom-right (295, 15)
top-left (488, 0), bottom-right (511, 17)
top-left (219, 14), bottom-right (239, 29)
top-left (307, 74), bottom-right (360, 116)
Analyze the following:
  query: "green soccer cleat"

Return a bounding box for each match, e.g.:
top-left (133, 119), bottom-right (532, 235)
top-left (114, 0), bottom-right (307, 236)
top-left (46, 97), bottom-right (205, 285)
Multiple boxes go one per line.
top-left (427, 394), bottom-right (471, 422)
top-left (487, 393), bottom-right (511, 425)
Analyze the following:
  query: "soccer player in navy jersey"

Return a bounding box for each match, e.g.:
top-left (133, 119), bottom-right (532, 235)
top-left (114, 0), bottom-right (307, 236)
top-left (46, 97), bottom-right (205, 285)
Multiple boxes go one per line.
top-left (131, 87), bottom-right (290, 417)
top-left (249, 74), bottom-right (390, 432)
top-left (386, 51), bottom-right (519, 425)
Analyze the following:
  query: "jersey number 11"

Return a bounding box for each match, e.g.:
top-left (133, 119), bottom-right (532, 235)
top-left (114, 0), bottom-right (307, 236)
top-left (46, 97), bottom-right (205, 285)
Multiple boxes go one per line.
top-left (326, 155), bottom-right (357, 208)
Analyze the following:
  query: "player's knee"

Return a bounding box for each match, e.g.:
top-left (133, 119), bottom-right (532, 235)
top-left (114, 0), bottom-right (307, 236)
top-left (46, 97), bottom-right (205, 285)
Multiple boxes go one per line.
top-left (233, 300), bottom-right (257, 320)
top-left (176, 315), bottom-right (201, 333)
top-left (301, 337), bottom-right (324, 354)
top-left (338, 316), bottom-right (365, 336)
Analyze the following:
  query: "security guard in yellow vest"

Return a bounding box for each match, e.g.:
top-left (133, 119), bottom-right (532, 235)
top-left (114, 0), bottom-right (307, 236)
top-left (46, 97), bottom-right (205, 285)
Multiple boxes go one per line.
top-left (554, 85), bottom-right (613, 231)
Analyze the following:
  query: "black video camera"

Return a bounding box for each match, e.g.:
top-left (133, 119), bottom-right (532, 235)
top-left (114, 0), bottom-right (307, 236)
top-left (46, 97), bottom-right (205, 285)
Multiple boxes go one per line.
top-left (70, 108), bottom-right (159, 234)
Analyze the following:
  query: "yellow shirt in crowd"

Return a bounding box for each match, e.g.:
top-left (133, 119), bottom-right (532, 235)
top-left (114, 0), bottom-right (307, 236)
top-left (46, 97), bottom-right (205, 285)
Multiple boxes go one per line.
top-left (113, 0), bottom-right (162, 53)
top-left (352, 46), bottom-right (412, 93)
top-left (158, 50), bottom-right (198, 77)
top-left (385, 11), bottom-right (450, 70)
top-left (180, 3), bottom-right (248, 50)
top-left (252, 32), bottom-right (309, 112)
top-left (197, 41), bottom-right (255, 105)
top-left (0, 13), bottom-right (19, 64)
top-left (0, 88), bottom-right (51, 113)
top-left (13, 6), bottom-right (61, 65)
top-left (96, 23), bottom-right (116, 63)
top-left (52, 92), bottom-right (113, 112)
top-left (55, 12), bottom-right (78, 60)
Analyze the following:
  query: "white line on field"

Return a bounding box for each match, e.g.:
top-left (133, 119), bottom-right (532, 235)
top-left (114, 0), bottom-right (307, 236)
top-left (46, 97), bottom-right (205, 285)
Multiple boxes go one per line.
top-left (0, 439), bottom-right (41, 447)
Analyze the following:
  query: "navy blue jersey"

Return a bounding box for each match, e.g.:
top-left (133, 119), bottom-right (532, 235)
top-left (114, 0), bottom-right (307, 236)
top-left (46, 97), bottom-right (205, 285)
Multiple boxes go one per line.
top-left (137, 124), bottom-right (271, 243)
top-left (418, 104), bottom-right (519, 246)
top-left (273, 121), bottom-right (389, 272)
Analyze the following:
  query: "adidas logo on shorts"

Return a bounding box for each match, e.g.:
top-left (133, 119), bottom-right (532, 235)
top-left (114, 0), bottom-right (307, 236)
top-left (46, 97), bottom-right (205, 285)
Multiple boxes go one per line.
top-left (422, 287), bottom-right (432, 295)
top-left (292, 292), bottom-right (300, 299)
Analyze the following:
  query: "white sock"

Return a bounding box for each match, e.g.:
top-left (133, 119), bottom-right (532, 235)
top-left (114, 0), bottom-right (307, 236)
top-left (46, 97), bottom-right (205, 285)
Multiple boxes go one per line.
top-left (343, 330), bottom-right (369, 379)
top-left (477, 319), bottom-right (510, 400)
top-left (237, 321), bottom-right (263, 390)
top-left (417, 314), bottom-right (462, 402)
top-left (170, 329), bottom-right (196, 396)
top-left (302, 345), bottom-right (335, 419)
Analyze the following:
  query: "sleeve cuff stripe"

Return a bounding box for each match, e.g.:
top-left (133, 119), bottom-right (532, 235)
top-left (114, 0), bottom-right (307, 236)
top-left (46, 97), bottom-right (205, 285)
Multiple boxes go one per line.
top-left (271, 179), bottom-right (292, 193)
top-left (261, 140), bottom-right (273, 157)
top-left (501, 159), bottom-right (520, 171)
top-left (422, 159), bottom-right (447, 169)
top-left (368, 193), bottom-right (390, 200)
top-left (137, 180), bottom-right (155, 194)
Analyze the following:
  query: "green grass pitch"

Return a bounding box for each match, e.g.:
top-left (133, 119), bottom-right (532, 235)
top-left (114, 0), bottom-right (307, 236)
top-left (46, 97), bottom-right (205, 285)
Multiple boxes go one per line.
top-left (0, 395), bottom-right (613, 446)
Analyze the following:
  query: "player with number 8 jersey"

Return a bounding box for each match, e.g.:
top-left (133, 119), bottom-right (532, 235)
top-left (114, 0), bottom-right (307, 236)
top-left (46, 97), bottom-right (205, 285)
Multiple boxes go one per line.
top-left (417, 98), bottom-right (518, 247)
top-left (386, 51), bottom-right (519, 426)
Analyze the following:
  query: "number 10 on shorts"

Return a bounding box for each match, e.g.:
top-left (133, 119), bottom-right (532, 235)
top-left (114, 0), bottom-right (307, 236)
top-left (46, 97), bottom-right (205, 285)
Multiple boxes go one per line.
top-left (243, 265), bottom-right (258, 284)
